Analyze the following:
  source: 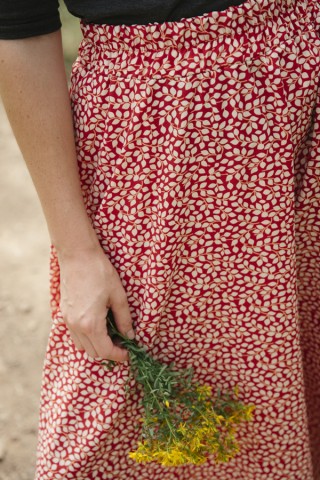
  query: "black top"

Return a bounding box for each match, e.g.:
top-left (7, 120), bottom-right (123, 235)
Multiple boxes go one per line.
top-left (0, 0), bottom-right (247, 40)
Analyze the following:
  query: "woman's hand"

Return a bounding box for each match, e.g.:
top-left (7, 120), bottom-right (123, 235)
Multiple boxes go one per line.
top-left (58, 245), bottom-right (135, 363)
top-left (0, 32), bottom-right (135, 363)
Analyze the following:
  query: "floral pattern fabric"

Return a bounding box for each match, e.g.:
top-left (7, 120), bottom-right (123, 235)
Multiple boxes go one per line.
top-left (35, 0), bottom-right (320, 478)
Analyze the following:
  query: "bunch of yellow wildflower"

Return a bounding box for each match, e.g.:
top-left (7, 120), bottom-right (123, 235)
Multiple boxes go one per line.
top-left (104, 312), bottom-right (255, 467)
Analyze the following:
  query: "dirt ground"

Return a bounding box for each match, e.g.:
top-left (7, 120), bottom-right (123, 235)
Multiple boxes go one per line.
top-left (0, 100), bottom-right (52, 480)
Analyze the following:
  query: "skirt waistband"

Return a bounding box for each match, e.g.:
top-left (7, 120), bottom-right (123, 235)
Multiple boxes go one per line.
top-left (73, 0), bottom-right (319, 80)
top-left (79, 0), bottom-right (316, 51)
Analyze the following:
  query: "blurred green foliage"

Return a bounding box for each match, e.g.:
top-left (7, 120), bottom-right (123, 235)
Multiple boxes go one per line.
top-left (59, 1), bottom-right (83, 77)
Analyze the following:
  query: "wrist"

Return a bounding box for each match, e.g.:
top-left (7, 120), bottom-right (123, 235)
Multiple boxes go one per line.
top-left (56, 240), bottom-right (102, 261)
top-left (53, 222), bottom-right (102, 261)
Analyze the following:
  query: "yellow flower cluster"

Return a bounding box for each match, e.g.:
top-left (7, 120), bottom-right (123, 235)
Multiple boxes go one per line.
top-left (129, 384), bottom-right (255, 467)
top-left (105, 313), bottom-right (256, 468)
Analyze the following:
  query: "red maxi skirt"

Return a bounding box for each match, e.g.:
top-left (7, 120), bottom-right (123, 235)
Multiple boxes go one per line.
top-left (35, 0), bottom-right (320, 478)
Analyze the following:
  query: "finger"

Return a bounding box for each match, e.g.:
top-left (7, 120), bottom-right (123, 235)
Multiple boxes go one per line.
top-left (77, 333), bottom-right (99, 359)
top-left (109, 284), bottom-right (135, 339)
top-left (90, 328), bottom-right (129, 362)
top-left (68, 328), bottom-right (85, 351)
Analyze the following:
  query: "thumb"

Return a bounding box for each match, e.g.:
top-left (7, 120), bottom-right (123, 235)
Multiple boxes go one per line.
top-left (108, 295), bottom-right (135, 340)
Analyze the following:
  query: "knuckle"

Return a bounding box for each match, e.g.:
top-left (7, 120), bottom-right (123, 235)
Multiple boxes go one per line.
top-left (64, 315), bottom-right (93, 335)
top-left (79, 320), bottom-right (94, 335)
top-left (62, 312), bottom-right (72, 326)
top-left (64, 314), bottom-right (77, 328)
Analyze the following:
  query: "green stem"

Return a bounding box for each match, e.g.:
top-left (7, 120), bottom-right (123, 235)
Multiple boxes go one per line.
top-left (143, 375), bottom-right (178, 442)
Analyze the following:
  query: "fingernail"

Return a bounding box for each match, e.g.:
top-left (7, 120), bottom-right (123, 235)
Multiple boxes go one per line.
top-left (126, 328), bottom-right (135, 340)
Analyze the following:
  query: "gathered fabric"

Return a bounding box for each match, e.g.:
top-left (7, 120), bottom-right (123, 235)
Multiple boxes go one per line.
top-left (35, 0), bottom-right (320, 478)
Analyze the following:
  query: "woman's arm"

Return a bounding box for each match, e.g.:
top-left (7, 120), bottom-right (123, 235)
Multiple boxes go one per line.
top-left (0, 30), bottom-right (97, 253)
top-left (0, 30), bottom-right (135, 361)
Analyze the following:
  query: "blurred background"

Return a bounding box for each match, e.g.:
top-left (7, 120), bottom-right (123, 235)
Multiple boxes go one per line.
top-left (60, 2), bottom-right (82, 76)
top-left (0, 3), bottom-right (82, 479)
